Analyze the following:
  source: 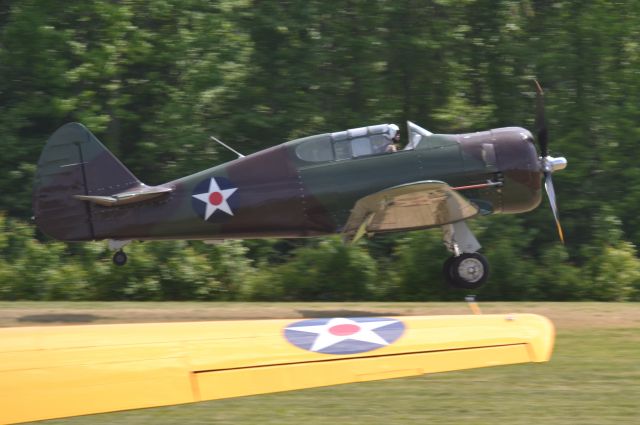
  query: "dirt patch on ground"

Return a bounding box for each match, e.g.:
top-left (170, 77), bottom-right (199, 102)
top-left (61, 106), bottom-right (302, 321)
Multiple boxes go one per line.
top-left (1, 302), bottom-right (639, 330)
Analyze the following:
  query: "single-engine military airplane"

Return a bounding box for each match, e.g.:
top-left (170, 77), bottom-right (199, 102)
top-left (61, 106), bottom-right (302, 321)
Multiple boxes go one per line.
top-left (33, 82), bottom-right (566, 289)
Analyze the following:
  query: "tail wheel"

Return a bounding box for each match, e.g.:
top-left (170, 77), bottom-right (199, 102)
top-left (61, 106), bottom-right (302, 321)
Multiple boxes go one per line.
top-left (443, 253), bottom-right (489, 289)
top-left (112, 250), bottom-right (128, 266)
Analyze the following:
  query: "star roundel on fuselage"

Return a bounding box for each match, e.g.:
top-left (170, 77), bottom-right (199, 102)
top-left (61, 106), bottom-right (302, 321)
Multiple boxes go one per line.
top-left (284, 317), bottom-right (405, 355)
top-left (191, 176), bottom-right (239, 222)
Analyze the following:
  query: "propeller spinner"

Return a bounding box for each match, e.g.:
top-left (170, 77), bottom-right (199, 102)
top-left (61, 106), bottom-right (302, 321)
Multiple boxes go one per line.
top-left (534, 80), bottom-right (567, 243)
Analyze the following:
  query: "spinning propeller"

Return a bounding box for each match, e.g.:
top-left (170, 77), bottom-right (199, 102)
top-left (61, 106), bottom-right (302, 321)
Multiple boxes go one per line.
top-left (534, 80), bottom-right (567, 243)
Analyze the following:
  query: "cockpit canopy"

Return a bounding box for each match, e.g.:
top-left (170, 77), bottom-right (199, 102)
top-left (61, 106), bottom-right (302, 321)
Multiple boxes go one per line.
top-left (295, 124), bottom-right (394, 163)
top-left (294, 122), bottom-right (435, 163)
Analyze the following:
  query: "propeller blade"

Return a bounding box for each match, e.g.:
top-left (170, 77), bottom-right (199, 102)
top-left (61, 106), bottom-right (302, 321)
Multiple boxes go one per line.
top-left (544, 171), bottom-right (565, 244)
top-left (534, 80), bottom-right (548, 157)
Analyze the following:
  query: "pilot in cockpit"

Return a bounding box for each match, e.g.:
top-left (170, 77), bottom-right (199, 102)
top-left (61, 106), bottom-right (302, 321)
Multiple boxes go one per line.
top-left (385, 124), bottom-right (401, 152)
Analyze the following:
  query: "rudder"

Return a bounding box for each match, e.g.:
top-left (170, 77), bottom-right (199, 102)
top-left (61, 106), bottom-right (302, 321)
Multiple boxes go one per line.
top-left (33, 123), bottom-right (141, 241)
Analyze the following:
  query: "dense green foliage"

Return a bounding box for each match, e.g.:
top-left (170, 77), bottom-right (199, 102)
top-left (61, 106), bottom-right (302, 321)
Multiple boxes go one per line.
top-left (2, 0), bottom-right (640, 300)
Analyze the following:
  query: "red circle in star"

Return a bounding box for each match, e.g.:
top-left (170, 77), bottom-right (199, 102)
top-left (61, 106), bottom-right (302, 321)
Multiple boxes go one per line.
top-left (209, 192), bottom-right (223, 206)
top-left (329, 324), bottom-right (360, 336)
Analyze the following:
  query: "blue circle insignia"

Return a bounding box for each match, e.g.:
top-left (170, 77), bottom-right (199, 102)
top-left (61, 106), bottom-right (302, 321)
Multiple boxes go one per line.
top-left (284, 317), bottom-right (405, 355)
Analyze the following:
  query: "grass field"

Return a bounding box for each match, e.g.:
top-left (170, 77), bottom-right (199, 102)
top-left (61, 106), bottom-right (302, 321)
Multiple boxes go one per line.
top-left (3, 302), bottom-right (639, 425)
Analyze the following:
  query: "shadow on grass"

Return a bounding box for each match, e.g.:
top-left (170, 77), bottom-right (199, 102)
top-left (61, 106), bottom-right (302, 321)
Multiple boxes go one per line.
top-left (17, 314), bottom-right (108, 324)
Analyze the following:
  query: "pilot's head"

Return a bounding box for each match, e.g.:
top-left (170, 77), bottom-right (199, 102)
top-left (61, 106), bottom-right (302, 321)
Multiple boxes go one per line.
top-left (388, 124), bottom-right (400, 141)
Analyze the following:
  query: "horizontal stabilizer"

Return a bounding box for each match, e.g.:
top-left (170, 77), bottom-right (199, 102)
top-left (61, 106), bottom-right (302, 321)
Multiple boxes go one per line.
top-left (74, 185), bottom-right (172, 206)
top-left (0, 314), bottom-right (554, 424)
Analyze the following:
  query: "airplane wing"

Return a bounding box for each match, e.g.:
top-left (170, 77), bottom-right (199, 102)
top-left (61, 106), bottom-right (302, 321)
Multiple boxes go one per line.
top-left (343, 180), bottom-right (479, 242)
top-left (0, 314), bottom-right (554, 424)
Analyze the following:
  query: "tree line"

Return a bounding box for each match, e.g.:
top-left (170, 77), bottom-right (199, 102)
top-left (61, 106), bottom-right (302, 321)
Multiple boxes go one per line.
top-left (1, 0), bottom-right (640, 301)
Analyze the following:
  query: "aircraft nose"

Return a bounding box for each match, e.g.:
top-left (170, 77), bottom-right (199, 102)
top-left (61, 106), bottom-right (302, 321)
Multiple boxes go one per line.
top-left (519, 129), bottom-right (534, 143)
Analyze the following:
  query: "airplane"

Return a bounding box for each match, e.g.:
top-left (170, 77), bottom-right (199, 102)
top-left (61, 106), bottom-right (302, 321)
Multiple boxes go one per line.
top-left (0, 313), bottom-right (555, 423)
top-left (32, 82), bottom-right (567, 289)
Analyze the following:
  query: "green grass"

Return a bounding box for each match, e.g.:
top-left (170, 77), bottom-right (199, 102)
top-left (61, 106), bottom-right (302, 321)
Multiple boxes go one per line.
top-left (12, 302), bottom-right (638, 425)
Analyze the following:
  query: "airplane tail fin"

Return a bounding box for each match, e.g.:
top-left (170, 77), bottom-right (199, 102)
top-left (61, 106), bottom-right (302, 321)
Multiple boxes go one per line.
top-left (33, 123), bottom-right (142, 241)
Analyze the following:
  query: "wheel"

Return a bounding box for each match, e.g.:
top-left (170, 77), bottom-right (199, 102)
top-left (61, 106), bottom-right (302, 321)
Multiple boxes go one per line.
top-left (443, 252), bottom-right (489, 289)
top-left (112, 250), bottom-right (128, 266)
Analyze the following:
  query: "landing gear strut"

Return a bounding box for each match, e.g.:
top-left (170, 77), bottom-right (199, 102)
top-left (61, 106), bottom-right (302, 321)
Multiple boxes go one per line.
top-left (441, 222), bottom-right (489, 289)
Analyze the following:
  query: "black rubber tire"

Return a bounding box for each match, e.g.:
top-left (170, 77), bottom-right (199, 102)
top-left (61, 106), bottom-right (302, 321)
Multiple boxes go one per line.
top-left (443, 253), bottom-right (489, 290)
top-left (442, 255), bottom-right (456, 281)
top-left (112, 250), bottom-right (128, 266)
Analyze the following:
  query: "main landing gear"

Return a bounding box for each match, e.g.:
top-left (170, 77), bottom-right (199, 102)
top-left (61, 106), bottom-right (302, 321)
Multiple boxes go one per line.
top-left (441, 222), bottom-right (489, 290)
top-left (108, 239), bottom-right (131, 266)
top-left (443, 252), bottom-right (489, 289)
top-left (112, 250), bottom-right (128, 266)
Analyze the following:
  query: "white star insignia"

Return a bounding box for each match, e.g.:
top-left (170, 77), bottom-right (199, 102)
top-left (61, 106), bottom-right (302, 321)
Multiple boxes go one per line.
top-left (192, 178), bottom-right (238, 219)
top-left (286, 317), bottom-right (397, 352)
